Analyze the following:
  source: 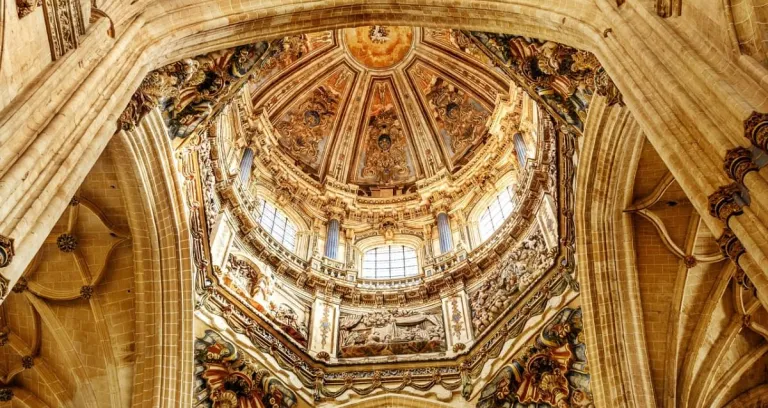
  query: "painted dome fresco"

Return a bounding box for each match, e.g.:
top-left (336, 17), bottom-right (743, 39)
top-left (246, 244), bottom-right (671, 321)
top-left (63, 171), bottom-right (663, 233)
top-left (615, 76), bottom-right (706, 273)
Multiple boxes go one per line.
top-left (248, 27), bottom-right (510, 195)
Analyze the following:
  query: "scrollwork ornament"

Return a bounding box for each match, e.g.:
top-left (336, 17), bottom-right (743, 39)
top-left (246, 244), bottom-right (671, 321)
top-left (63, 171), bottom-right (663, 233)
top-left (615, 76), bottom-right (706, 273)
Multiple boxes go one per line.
top-left (744, 111), bottom-right (768, 152)
top-left (724, 146), bottom-right (758, 184)
top-left (707, 183), bottom-right (744, 223)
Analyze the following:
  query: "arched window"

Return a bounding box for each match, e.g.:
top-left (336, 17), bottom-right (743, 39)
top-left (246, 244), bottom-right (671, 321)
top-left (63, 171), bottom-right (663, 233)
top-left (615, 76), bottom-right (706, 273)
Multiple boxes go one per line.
top-left (478, 186), bottom-right (516, 242)
top-left (257, 200), bottom-right (297, 251)
top-left (361, 245), bottom-right (419, 279)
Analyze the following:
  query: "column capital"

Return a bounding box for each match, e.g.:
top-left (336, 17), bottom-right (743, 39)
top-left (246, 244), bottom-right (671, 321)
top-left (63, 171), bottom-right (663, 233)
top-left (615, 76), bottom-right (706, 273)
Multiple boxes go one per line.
top-left (744, 111), bottom-right (768, 152)
top-left (717, 228), bottom-right (745, 265)
top-left (708, 183), bottom-right (745, 223)
top-left (724, 146), bottom-right (759, 184)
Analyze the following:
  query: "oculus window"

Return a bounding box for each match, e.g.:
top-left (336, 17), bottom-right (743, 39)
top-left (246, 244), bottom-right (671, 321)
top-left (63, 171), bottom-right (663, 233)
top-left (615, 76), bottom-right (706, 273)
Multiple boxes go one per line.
top-left (362, 245), bottom-right (419, 279)
top-left (478, 186), bottom-right (516, 242)
top-left (257, 200), bottom-right (297, 251)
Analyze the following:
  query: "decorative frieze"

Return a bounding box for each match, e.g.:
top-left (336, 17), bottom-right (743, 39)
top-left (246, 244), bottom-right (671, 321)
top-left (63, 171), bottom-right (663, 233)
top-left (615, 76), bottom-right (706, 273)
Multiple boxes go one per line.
top-left (41, 0), bottom-right (86, 60)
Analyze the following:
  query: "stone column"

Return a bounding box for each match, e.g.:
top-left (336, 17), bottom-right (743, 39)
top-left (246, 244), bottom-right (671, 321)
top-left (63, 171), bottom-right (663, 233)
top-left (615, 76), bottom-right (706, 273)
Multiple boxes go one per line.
top-left (324, 219), bottom-right (340, 260)
top-left (436, 213), bottom-right (453, 254)
top-left (593, 0), bottom-right (768, 281)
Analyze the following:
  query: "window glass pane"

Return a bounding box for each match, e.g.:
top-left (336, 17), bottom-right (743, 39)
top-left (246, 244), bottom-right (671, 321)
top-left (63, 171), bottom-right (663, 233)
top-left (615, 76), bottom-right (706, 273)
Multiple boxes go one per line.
top-left (257, 200), bottom-right (298, 253)
top-left (361, 245), bottom-right (419, 279)
top-left (478, 186), bottom-right (518, 243)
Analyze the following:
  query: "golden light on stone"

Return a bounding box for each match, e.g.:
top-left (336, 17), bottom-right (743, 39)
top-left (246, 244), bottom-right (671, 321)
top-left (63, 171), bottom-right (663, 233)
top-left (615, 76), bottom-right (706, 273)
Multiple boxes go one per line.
top-left (342, 26), bottom-right (414, 69)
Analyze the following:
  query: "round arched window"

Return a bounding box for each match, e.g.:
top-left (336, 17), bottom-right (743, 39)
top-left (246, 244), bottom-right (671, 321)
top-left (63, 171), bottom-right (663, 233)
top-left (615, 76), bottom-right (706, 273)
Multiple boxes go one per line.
top-left (361, 245), bottom-right (419, 279)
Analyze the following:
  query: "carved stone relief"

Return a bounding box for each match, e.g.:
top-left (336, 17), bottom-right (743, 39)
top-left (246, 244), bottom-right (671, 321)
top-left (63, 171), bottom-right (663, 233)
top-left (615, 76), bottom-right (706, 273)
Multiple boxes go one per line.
top-left (41, 0), bottom-right (85, 60)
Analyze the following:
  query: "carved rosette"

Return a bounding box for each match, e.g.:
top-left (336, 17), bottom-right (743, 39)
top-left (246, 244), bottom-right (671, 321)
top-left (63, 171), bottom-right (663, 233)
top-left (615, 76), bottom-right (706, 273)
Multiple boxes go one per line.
top-left (21, 355), bottom-right (34, 369)
top-left (683, 255), bottom-right (697, 269)
top-left (0, 388), bottom-right (12, 402)
top-left (80, 285), bottom-right (94, 300)
top-left (0, 235), bottom-right (14, 268)
top-left (724, 146), bottom-right (758, 184)
top-left (56, 233), bottom-right (78, 252)
top-left (707, 183), bottom-right (744, 223)
top-left (744, 112), bottom-right (768, 152)
top-left (717, 228), bottom-right (745, 264)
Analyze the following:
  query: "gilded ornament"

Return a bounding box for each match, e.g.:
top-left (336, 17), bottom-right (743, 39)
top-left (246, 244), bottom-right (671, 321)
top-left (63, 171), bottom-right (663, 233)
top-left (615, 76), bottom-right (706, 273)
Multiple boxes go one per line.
top-left (724, 146), bottom-right (758, 183)
top-left (707, 183), bottom-right (744, 223)
top-left (426, 77), bottom-right (489, 153)
top-left (275, 86), bottom-right (340, 165)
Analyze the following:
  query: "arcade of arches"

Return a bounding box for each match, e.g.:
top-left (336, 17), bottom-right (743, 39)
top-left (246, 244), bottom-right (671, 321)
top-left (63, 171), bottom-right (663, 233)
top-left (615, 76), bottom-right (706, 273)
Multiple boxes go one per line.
top-left (2, 1), bottom-right (768, 407)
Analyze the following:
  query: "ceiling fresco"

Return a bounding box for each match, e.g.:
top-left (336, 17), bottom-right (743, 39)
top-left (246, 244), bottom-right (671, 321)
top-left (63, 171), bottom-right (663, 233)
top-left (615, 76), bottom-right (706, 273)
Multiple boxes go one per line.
top-left (245, 27), bottom-right (508, 189)
top-left (342, 25), bottom-right (414, 69)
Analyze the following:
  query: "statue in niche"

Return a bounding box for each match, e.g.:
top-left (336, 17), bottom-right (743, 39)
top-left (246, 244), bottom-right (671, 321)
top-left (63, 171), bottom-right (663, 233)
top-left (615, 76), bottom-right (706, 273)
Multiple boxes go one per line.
top-left (337, 308), bottom-right (446, 358)
top-left (469, 231), bottom-right (556, 334)
top-left (275, 86), bottom-right (340, 165)
top-left (426, 77), bottom-right (489, 153)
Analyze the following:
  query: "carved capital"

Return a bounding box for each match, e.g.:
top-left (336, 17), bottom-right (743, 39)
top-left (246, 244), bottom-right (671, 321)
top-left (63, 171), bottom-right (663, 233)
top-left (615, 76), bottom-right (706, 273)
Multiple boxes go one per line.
top-left (717, 228), bottom-right (745, 264)
top-left (707, 183), bottom-right (744, 223)
top-left (594, 68), bottom-right (624, 107)
top-left (744, 111), bottom-right (768, 152)
top-left (0, 235), bottom-right (14, 268)
top-left (724, 147), bottom-right (758, 184)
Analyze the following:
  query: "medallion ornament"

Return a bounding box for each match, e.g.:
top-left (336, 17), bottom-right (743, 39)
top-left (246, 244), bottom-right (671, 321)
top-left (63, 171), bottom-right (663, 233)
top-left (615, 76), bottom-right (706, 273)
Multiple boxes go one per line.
top-left (80, 285), bottom-right (94, 300)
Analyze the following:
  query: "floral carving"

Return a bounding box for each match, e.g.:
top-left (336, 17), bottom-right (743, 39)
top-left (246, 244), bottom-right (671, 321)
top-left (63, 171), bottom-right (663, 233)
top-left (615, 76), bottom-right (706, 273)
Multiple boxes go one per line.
top-left (744, 111), bottom-right (768, 151)
top-left (41, 0), bottom-right (85, 60)
top-left (16, 0), bottom-right (41, 18)
top-left (469, 230), bottom-right (556, 334)
top-left (275, 86), bottom-right (341, 166)
top-left (120, 42), bottom-right (270, 138)
top-left (478, 308), bottom-right (593, 408)
top-left (360, 83), bottom-right (410, 184)
top-left (467, 32), bottom-right (600, 130)
top-left (707, 183), bottom-right (744, 223)
top-left (56, 233), bottom-right (77, 252)
top-left (194, 330), bottom-right (298, 408)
